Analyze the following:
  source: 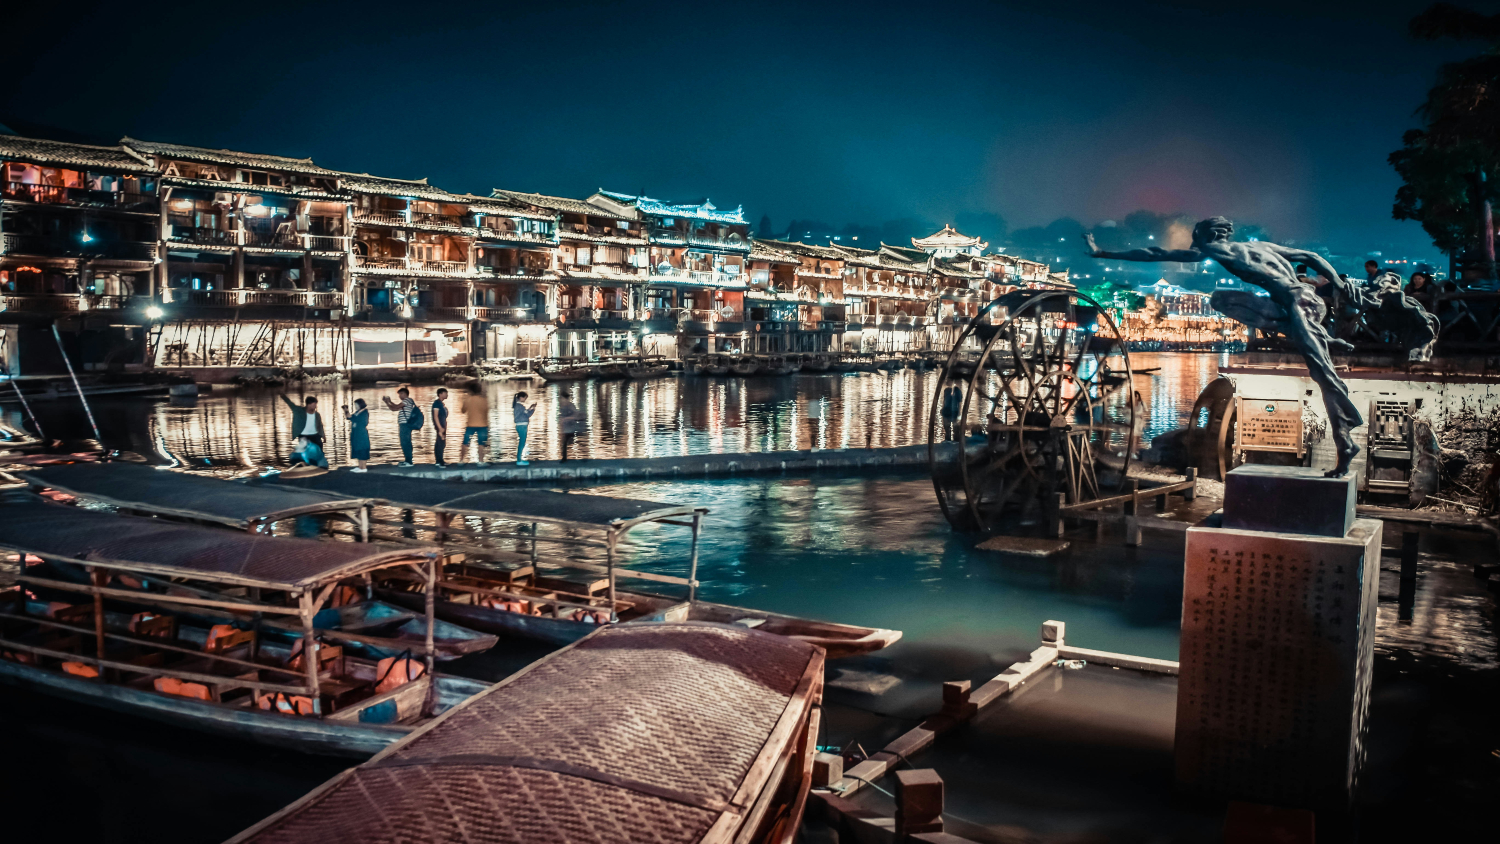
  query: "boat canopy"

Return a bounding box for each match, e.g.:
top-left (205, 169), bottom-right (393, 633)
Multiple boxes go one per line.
top-left (268, 472), bottom-right (696, 529)
top-left (20, 462), bottom-right (368, 529)
top-left (0, 497), bottom-right (426, 590)
top-left (229, 622), bottom-right (824, 844)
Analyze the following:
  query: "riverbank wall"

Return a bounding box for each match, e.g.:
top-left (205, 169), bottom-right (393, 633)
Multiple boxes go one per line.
top-left (371, 441), bottom-right (957, 483)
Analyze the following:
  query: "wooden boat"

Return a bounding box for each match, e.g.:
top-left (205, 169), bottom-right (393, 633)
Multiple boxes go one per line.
top-left (730, 355), bottom-right (760, 376)
top-left (24, 464), bottom-right (905, 666)
top-left (696, 353), bottom-right (731, 375)
top-left (874, 355), bottom-right (904, 372)
top-left (374, 564), bottom-right (901, 659)
top-left (26, 559), bottom-right (496, 661)
top-left (0, 498), bottom-right (492, 757)
top-left (848, 356), bottom-right (880, 373)
top-left (785, 355), bottom-right (804, 373)
top-left (756, 355), bottom-right (794, 376)
top-left (803, 353), bottom-right (831, 372)
top-left (827, 356), bottom-right (855, 373)
top-left (625, 359), bottom-right (671, 379)
top-left (536, 361), bottom-right (594, 382)
top-left (596, 361), bottom-right (628, 380)
top-left (229, 623), bottom-right (825, 844)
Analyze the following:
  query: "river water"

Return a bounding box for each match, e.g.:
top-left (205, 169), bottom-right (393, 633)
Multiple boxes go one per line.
top-left (12, 351), bottom-right (1231, 468)
top-left (3, 352), bottom-right (1495, 842)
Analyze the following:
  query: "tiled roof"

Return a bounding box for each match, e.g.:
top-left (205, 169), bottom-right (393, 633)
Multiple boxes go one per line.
top-left (912, 224), bottom-right (985, 250)
top-left (161, 176), bottom-right (342, 200)
top-left (558, 230), bottom-right (648, 247)
top-left (748, 241), bottom-right (801, 264)
top-left (449, 193), bottom-right (554, 221)
top-left (594, 190), bottom-right (747, 224)
top-left (753, 239), bottom-right (844, 261)
top-left (493, 189), bottom-right (605, 218)
top-left (932, 257), bottom-right (984, 280)
top-left (121, 137), bottom-right (335, 175)
top-left (879, 244), bottom-right (930, 264)
top-left (337, 173), bottom-right (462, 203)
top-left (0, 135), bottom-right (155, 173)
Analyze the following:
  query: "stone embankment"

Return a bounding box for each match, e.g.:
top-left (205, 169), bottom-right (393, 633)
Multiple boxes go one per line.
top-left (373, 442), bottom-right (959, 483)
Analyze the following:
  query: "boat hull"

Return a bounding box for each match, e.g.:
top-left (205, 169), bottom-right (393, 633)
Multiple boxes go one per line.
top-left (0, 658), bottom-right (486, 758)
top-left (537, 366), bottom-right (592, 382)
top-left (380, 588), bottom-right (900, 658)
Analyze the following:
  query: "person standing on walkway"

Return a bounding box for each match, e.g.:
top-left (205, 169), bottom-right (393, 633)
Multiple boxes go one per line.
top-left (513, 391), bottom-right (537, 466)
top-left (381, 387), bottom-right (419, 465)
top-left (342, 398), bottom-right (370, 472)
top-left (940, 380), bottom-right (963, 441)
top-left (460, 384), bottom-right (491, 466)
top-left (432, 388), bottom-right (450, 466)
top-left (279, 393), bottom-right (328, 467)
top-left (557, 393), bottom-right (584, 461)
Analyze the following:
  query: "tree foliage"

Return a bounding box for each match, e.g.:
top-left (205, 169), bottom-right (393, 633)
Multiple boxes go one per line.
top-left (1390, 3), bottom-right (1500, 254)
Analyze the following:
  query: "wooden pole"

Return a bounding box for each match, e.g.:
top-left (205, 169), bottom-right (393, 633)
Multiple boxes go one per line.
top-left (298, 591), bottom-right (321, 714)
top-left (687, 512), bottom-right (702, 604)
top-left (606, 531), bottom-right (618, 622)
top-left (8, 379), bottom-right (44, 439)
top-left (90, 567), bottom-right (107, 667)
top-left (423, 556), bottom-right (437, 716)
top-left (51, 323), bottom-right (100, 441)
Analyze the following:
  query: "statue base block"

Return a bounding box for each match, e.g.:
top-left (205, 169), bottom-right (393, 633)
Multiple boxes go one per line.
top-left (1176, 518), bottom-right (1381, 809)
top-left (1223, 465), bottom-right (1355, 538)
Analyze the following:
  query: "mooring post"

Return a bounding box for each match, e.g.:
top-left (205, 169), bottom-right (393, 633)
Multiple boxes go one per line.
top-left (1123, 480), bottom-right (1139, 516)
top-left (1124, 516), bottom-right (1142, 547)
top-left (1051, 491), bottom-right (1066, 538)
top-left (894, 769), bottom-right (944, 837)
top-left (1398, 529), bottom-right (1419, 622)
top-left (1184, 467), bottom-right (1198, 501)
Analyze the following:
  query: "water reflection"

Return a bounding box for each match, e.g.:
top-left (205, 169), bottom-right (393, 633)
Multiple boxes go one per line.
top-left (14, 352), bottom-right (1236, 468)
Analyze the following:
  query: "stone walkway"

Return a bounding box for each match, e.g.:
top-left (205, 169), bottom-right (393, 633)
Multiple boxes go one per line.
top-left (367, 441), bottom-right (962, 483)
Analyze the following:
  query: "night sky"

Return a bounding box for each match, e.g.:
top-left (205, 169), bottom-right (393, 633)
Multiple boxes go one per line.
top-left (5, 0), bottom-right (1490, 256)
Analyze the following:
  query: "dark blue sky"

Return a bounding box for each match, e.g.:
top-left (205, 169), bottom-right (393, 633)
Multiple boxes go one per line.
top-left (5, 0), bottom-right (1489, 255)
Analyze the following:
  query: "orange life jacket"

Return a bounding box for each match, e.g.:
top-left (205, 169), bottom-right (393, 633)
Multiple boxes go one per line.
top-left (62, 661), bottom-right (99, 678)
top-left (286, 637), bottom-right (327, 671)
top-left (257, 693), bottom-right (315, 715)
top-left (331, 585), bottom-right (363, 607)
top-left (374, 656), bottom-right (426, 695)
top-left (203, 624), bottom-right (239, 652)
top-left (153, 676), bottom-right (211, 700)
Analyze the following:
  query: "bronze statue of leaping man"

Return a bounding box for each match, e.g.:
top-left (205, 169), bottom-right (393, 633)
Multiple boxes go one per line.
top-left (1082, 217), bottom-right (1363, 478)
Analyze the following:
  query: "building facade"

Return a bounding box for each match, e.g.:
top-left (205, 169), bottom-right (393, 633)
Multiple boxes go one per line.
top-left (0, 130), bottom-right (1061, 377)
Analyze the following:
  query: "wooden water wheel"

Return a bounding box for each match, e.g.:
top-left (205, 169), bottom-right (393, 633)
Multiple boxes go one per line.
top-left (926, 288), bottom-right (1138, 531)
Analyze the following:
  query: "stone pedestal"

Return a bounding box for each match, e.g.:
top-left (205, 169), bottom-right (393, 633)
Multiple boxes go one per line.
top-left (1176, 467), bottom-right (1380, 809)
top-left (1223, 464), bottom-right (1355, 537)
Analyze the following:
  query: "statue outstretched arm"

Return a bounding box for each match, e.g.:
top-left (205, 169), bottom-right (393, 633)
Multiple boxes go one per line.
top-left (1081, 233), bottom-right (1200, 263)
top-left (1273, 245), bottom-right (1340, 286)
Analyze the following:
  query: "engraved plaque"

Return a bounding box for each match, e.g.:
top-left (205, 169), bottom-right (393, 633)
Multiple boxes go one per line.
top-left (1176, 519), bottom-right (1381, 808)
top-left (1236, 397), bottom-right (1304, 456)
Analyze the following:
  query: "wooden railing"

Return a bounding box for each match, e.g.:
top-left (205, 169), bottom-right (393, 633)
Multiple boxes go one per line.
top-left (2, 182), bottom-right (153, 207)
top-left (159, 289), bottom-right (344, 308)
top-left (0, 293), bottom-right (136, 313)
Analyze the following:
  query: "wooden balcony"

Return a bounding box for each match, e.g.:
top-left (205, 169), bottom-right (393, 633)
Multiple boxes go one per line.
top-left (159, 289), bottom-right (344, 309)
top-left (3, 181), bottom-right (153, 208)
top-left (3, 234), bottom-right (156, 261)
top-left (0, 293), bottom-right (137, 313)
